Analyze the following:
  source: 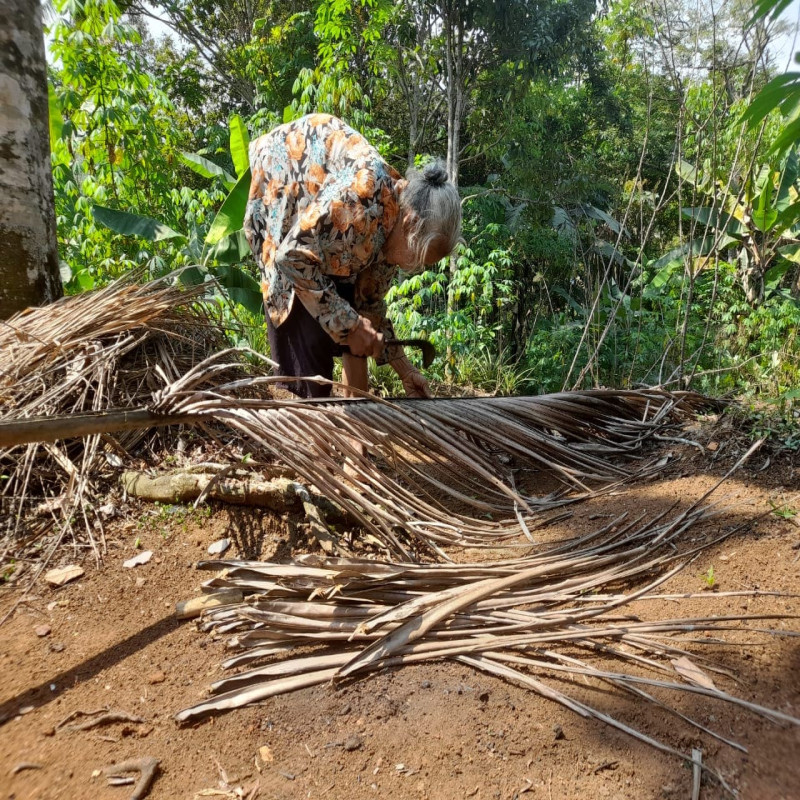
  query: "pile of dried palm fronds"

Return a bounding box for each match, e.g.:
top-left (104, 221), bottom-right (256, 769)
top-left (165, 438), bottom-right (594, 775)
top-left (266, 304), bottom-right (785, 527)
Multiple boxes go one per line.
top-left (2, 282), bottom-right (718, 567)
top-left (149, 354), bottom-right (717, 557)
top-left (0, 275), bottom-right (263, 568)
top-left (176, 497), bottom-right (799, 792)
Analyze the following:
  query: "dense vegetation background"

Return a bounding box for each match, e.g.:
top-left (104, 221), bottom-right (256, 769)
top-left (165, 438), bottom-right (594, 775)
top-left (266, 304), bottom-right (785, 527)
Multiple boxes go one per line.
top-left (42, 0), bottom-right (800, 420)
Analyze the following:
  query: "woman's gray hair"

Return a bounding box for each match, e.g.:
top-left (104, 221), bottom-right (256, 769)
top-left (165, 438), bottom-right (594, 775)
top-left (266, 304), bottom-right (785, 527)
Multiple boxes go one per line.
top-left (400, 160), bottom-right (462, 265)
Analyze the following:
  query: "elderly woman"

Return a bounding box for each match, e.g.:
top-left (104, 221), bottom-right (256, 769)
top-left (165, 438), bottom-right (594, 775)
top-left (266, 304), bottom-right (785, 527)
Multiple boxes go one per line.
top-left (243, 113), bottom-right (461, 399)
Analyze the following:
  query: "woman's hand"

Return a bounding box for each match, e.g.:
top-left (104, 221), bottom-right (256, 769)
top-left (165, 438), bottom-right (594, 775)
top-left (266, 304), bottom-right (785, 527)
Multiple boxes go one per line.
top-left (391, 354), bottom-right (432, 398)
top-left (400, 368), bottom-right (431, 398)
top-left (345, 316), bottom-right (384, 358)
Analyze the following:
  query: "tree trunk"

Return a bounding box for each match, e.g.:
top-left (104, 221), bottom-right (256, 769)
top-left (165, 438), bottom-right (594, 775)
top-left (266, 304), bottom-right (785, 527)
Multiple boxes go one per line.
top-left (0, 0), bottom-right (62, 319)
top-left (444, 3), bottom-right (464, 376)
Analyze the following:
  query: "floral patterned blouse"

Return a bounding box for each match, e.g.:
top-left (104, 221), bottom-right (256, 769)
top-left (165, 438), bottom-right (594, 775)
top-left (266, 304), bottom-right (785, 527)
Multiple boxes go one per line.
top-left (244, 113), bottom-right (406, 365)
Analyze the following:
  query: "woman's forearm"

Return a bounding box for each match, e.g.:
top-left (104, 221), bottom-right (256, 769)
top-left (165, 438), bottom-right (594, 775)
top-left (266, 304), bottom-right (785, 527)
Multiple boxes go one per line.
top-left (342, 352), bottom-right (369, 397)
top-left (389, 352), bottom-right (414, 377)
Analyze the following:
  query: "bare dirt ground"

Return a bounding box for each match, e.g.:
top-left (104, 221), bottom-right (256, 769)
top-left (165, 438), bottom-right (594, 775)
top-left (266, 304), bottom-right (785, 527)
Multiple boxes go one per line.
top-left (1, 424), bottom-right (799, 800)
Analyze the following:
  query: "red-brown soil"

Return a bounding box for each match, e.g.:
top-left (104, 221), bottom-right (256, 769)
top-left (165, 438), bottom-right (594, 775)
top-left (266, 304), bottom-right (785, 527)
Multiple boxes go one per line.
top-left (2, 432), bottom-right (799, 800)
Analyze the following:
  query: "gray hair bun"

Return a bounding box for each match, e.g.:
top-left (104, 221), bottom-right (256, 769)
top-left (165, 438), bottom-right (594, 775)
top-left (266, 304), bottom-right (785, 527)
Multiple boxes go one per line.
top-left (400, 158), bottom-right (461, 265)
top-left (422, 161), bottom-right (448, 187)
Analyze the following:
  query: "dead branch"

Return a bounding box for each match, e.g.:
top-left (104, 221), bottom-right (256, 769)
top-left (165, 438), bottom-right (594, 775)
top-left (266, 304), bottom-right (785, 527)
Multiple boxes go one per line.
top-left (291, 481), bottom-right (349, 556)
top-left (121, 471), bottom-right (298, 509)
top-left (121, 470), bottom-right (354, 541)
top-left (173, 492), bottom-right (799, 795)
top-left (58, 709), bottom-right (144, 732)
top-left (0, 274), bottom-right (269, 575)
top-left (55, 706), bottom-right (109, 730)
top-left (101, 757), bottom-right (160, 800)
top-left (11, 763), bottom-right (43, 775)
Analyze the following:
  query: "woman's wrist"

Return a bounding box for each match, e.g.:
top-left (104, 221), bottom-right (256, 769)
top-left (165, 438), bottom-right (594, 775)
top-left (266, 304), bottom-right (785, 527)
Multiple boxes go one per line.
top-left (389, 354), bottom-right (414, 378)
top-left (344, 315), bottom-right (363, 341)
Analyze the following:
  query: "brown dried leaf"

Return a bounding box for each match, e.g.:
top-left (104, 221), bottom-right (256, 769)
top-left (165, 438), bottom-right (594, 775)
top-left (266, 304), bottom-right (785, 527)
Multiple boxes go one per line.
top-left (671, 657), bottom-right (717, 690)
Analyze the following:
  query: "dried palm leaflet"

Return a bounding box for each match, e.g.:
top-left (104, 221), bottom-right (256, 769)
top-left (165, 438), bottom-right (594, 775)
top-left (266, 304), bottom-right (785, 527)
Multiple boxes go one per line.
top-left (176, 505), bottom-right (799, 794)
top-left (150, 352), bottom-right (716, 554)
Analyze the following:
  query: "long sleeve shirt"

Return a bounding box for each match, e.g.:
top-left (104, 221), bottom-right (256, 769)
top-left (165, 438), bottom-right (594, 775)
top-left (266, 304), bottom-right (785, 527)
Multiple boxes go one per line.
top-left (243, 113), bottom-right (405, 364)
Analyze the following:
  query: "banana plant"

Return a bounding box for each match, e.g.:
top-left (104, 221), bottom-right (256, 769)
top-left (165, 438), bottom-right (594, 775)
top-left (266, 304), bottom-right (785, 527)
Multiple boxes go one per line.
top-left (92, 114), bottom-right (261, 315)
top-left (674, 150), bottom-right (800, 304)
top-left (743, 0), bottom-right (800, 157)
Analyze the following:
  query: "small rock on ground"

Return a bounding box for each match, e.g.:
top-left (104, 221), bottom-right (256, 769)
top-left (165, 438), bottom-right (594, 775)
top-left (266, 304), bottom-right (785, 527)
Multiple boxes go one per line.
top-left (44, 565), bottom-right (84, 586)
top-left (207, 538), bottom-right (231, 556)
top-left (343, 735), bottom-right (363, 751)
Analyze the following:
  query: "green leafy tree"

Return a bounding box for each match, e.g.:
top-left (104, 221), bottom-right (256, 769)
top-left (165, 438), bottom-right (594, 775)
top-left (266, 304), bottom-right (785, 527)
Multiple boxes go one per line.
top-left (128, 0), bottom-right (316, 116)
top-left (48, 0), bottom-right (201, 289)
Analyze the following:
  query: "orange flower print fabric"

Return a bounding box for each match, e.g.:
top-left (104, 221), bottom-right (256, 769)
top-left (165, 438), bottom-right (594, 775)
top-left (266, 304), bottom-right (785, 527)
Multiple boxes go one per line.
top-left (243, 114), bottom-right (405, 363)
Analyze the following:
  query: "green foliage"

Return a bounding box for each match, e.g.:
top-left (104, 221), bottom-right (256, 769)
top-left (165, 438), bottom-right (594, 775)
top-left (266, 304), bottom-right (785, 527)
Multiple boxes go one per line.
top-left (387, 203), bottom-right (517, 386)
top-left (87, 109), bottom-right (262, 316)
top-left (92, 206), bottom-right (186, 242)
top-left (743, 0), bottom-right (800, 156)
top-left (701, 566), bottom-right (716, 589)
top-left (769, 500), bottom-right (798, 519)
top-left (205, 169), bottom-right (252, 246)
top-left (291, 0), bottom-right (393, 127)
top-left (180, 151), bottom-right (237, 189)
top-left (43, 0), bottom-right (800, 408)
top-left (673, 82), bottom-right (800, 304)
top-left (48, 0), bottom-right (223, 291)
top-left (367, 361), bottom-right (406, 397)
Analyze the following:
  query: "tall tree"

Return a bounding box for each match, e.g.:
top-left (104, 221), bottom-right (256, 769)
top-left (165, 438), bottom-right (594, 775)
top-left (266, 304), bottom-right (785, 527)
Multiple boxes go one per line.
top-left (0, 0), bottom-right (62, 318)
top-left (433, 0), bottom-right (599, 186)
top-left (127, 0), bottom-right (315, 115)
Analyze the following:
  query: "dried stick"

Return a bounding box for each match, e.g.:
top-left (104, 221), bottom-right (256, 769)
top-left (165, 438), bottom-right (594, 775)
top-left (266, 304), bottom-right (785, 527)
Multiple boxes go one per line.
top-left (58, 709), bottom-right (144, 733)
top-left (101, 757), bottom-right (159, 800)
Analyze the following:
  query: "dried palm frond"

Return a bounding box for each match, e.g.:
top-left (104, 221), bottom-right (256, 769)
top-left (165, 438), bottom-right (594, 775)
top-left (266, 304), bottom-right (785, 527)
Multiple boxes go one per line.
top-left (147, 352), bottom-right (717, 556)
top-left (0, 276), bottom-right (263, 570)
top-left (1, 317), bottom-right (717, 561)
top-left (175, 504), bottom-right (799, 793)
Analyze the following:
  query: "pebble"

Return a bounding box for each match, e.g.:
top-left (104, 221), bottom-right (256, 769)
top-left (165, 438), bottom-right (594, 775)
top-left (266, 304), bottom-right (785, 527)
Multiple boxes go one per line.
top-left (147, 670), bottom-right (166, 685)
top-left (207, 538), bottom-right (231, 556)
top-left (97, 502), bottom-right (117, 518)
top-left (123, 551), bottom-right (153, 569)
top-left (35, 625), bottom-right (51, 638)
top-left (135, 577), bottom-right (146, 588)
top-left (420, 680), bottom-right (432, 689)
top-left (552, 724), bottom-right (565, 741)
top-left (49, 642), bottom-right (65, 653)
top-left (44, 565), bottom-right (84, 587)
top-left (259, 745), bottom-right (274, 763)
top-left (343, 735), bottom-right (363, 751)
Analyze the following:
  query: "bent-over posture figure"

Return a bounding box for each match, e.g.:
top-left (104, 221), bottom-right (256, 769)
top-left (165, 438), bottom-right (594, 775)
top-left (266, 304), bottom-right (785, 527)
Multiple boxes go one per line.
top-left (244, 113), bottom-right (461, 398)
